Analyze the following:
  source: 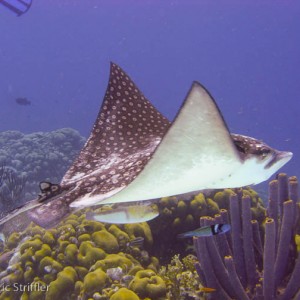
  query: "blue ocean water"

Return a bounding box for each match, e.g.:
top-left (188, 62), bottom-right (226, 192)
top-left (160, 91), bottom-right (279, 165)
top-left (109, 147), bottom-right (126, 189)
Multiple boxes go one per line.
top-left (0, 0), bottom-right (299, 180)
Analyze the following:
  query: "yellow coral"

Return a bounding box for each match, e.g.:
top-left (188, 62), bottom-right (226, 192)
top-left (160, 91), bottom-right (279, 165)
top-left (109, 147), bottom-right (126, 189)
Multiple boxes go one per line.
top-left (108, 224), bottom-right (130, 248)
top-left (177, 200), bottom-right (188, 216)
top-left (82, 268), bottom-right (109, 296)
top-left (45, 266), bottom-right (77, 300)
top-left (42, 231), bottom-right (55, 246)
top-left (295, 234), bottom-right (300, 252)
top-left (39, 256), bottom-right (63, 276)
top-left (190, 193), bottom-right (208, 216)
top-left (110, 288), bottom-right (140, 300)
top-left (90, 253), bottom-right (135, 272)
top-left (34, 244), bottom-right (52, 262)
top-left (92, 230), bottom-right (119, 253)
top-left (124, 223), bottom-right (153, 248)
top-left (77, 241), bottom-right (106, 268)
top-left (6, 232), bottom-right (22, 249)
top-left (129, 269), bottom-right (167, 299)
top-left (20, 238), bottom-right (43, 254)
top-left (64, 243), bottom-right (78, 264)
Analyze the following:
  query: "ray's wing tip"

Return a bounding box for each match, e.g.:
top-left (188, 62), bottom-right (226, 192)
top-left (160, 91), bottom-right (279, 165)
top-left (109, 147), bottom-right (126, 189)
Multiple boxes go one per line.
top-left (192, 80), bottom-right (202, 87)
top-left (110, 61), bottom-right (122, 71)
top-left (191, 81), bottom-right (209, 94)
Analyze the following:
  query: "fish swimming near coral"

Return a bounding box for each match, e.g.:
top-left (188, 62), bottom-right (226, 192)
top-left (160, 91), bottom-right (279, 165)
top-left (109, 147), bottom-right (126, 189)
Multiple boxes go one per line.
top-left (0, 62), bottom-right (293, 228)
top-left (85, 203), bottom-right (159, 224)
top-left (127, 236), bottom-right (145, 248)
top-left (199, 287), bottom-right (217, 294)
top-left (177, 224), bottom-right (231, 239)
top-left (15, 97), bottom-right (31, 106)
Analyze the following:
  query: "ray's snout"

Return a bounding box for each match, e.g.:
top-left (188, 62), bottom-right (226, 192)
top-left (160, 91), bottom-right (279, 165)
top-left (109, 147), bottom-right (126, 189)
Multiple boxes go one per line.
top-left (275, 150), bottom-right (293, 164)
top-left (265, 150), bottom-right (293, 170)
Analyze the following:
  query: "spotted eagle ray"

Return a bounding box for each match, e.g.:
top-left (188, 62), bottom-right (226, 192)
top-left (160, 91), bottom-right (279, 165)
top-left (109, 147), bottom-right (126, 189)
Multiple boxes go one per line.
top-left (0, 63), bottom-right (292, 228)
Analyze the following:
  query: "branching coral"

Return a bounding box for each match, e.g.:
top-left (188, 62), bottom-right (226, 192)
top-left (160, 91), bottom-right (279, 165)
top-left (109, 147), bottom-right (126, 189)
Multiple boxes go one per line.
top-left (0, 166), bottom-right (27, 212)
top-left (194, 173), bottom-right (300, 300)
top-left (0, 128), bottom-right (85, 204)
top-left (159, 254), bottom-right (205, 299)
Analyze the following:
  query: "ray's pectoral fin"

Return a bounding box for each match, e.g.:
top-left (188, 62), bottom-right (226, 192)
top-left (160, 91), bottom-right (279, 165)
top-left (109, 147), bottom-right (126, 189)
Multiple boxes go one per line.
top-left (66, 62), bottom-right (170, 208)
top-left (100, 82), bottom-right (243, 204)
top-left (27, 196), bottom-right (71, 229)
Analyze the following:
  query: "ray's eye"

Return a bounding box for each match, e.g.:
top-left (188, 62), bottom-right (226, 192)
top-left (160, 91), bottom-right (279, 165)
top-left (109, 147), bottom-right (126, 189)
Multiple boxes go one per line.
top-left (260, 148), bottom-right (271, 158)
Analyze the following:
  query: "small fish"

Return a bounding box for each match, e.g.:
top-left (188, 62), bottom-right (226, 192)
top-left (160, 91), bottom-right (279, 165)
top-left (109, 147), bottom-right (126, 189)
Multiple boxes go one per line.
top-left (177, 224), bottom-right (230, 239)
top-left (127, 237), bottom-right (144, 248)
top-left (86, 203), bottom-right (159, 224)
top-left (15, 97), bottom-right (31, 105)
top-left (199, 287), bottom-right (216, 293)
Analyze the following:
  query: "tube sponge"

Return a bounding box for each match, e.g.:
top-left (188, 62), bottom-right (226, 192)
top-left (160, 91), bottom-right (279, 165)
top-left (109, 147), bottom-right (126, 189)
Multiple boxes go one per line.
top-left (194, 174), bottom-right (300, 299)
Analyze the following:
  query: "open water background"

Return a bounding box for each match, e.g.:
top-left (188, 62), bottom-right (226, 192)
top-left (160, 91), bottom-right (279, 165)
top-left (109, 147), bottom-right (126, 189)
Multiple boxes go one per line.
top-left (0, 1), bottom-right (299, 181)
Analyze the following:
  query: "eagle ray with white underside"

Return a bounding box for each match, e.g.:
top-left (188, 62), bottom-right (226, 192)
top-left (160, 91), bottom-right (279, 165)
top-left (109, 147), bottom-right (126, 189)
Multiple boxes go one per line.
top-left (61, 63), bottom-right (170, 206)
top-left (1, 63), bottom-right (170, 228)
top-left (0, 62), bottom-right (292, 228)
top-left (89, 82), bottom-right (243, 205)
top-left (73, 80), bottom-right (292, 206)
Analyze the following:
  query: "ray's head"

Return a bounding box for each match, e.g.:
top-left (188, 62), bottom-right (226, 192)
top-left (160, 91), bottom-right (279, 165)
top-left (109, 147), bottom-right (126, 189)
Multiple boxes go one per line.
top-left (232, 134), bottom-right (293, 184)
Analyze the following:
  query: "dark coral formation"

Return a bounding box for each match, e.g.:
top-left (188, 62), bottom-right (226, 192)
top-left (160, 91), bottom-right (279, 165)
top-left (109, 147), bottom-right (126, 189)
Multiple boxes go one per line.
top-left (194, 173), bottom-right (300, 300)
top-left (0, 128), bottom-right (85, 204)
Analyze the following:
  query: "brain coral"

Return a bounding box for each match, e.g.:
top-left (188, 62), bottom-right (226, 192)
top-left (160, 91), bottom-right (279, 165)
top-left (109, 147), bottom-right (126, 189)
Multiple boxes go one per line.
top-left (0, 212), bottom-right (164, 300)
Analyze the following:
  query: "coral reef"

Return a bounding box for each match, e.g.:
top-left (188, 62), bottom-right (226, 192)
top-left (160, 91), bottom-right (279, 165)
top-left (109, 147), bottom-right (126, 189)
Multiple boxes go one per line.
top-left (0, 165), bottom-right (27, 212)
top-left (110, 288), bottom-right (140, 300)
top-left (128, 269), bottom-right (167, 299)
top-left (0, 186), bottom-right (265, 299)
top-left (159, 254), bottom-right (205, 299)
top-left (0, 164), bottom-right (296, 299)
top-left (0, 213), bottom-right (165, 300)
top-left (194, 173), bottom-right (300, 300)
top-left (0, 128), bottom-right (85, 204)
top-left (150, 187), bottom-right (265, 262)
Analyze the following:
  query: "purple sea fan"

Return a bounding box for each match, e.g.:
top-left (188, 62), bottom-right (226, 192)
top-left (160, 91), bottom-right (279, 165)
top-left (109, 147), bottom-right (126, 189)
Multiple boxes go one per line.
top-left (193, 174), bottom-right (300, 300)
